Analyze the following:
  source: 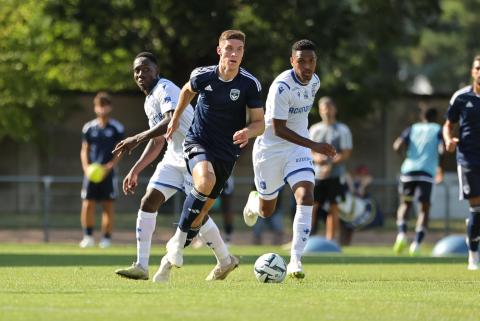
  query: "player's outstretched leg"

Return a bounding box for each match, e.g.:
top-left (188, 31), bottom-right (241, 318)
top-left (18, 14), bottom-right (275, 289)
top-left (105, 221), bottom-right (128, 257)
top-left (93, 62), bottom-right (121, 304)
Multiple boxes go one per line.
top-left (287, 205), bottom-right (312, 279)
top-left (115, 210), bottom-right (157, 280)
top-left (199, 217), bottom-right (240, 280)
top-left (243, 191), bottom-right (260, 226)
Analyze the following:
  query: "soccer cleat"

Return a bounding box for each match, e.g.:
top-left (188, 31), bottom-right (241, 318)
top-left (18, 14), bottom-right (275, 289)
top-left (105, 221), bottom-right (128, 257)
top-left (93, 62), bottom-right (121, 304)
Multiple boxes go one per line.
top-left (243, 191), bottom-right (259, 227)
top-left (393, 234), bottom-right (407, 254)
top-left (98, 237), bottom-right (112, 248)
top-left (152, 256), bottom-right (173, 282)
top-left (166, 239), bottom-right (184, 267)
top-left (115, 262), bottom-right (149, 280)
top-left (409, 242), bottom-right (420, 256)
top-left (205, 255), bottom-right (240, 281)
top-left (287, 260), bottom-right (305, 279)
top-left (467, 251), bottom-right (479, 271)
top-left (79, 235), bottom-right (95, 248)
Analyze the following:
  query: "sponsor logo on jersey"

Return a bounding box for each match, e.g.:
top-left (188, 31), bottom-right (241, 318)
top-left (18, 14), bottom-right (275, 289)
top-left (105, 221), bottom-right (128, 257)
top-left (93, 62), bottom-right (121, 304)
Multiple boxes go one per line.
top-left (466, 101), bottom-right (474, 108)
top-left (289, 105), bottom-right (311, 114)
top-left (205, 85), bottom-right (213, 91)
top-left (230, 88), bottom-right (240, 101)
top-left (296, 157), bottom-right (311, 163)
top-left (278, 86), bottom-right (285, 95)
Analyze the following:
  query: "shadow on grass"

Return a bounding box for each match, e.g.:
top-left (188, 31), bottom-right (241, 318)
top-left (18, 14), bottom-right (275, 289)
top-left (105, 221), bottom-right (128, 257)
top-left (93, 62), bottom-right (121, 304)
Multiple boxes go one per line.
top-left (0, 254), bottom-right (466, 267)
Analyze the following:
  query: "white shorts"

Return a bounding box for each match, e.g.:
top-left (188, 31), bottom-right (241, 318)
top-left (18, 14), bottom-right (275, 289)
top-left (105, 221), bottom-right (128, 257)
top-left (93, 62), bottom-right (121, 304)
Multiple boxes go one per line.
top-left (147, 154), bottom-right (192, 201)
top-left (253, 143), bottom-right (315, 200)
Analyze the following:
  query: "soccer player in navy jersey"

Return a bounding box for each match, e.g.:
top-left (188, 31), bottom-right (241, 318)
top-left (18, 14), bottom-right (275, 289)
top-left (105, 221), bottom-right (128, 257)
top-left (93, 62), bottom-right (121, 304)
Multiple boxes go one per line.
top-left (444, 55), bottom-right (480, 270)
top-left (158, 30), bottom-right (265, 277)
top-left (79, 92), bottom-right (124, 248)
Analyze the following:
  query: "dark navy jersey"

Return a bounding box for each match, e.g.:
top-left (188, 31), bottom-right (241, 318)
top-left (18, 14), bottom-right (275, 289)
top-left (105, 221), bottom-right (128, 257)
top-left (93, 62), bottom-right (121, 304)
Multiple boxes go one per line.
top-left (446, 85), bottom-right (480, 168)
top-left (185, 65), bottom-right (263, 161)
top-left (82, 118), bottom-right (124, 164)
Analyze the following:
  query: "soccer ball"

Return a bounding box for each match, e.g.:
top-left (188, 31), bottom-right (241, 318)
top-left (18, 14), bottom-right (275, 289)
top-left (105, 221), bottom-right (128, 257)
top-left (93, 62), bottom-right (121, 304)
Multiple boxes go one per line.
top-left (86, 163), bottom-right (105, 183)
top-left (253, 253), bottom-right (287, 283)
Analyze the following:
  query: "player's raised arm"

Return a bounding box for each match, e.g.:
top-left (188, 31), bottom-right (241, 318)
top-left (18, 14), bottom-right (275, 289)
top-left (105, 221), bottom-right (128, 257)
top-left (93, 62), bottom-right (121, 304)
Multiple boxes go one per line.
top-left (166, 82), bottom-right (197, 140)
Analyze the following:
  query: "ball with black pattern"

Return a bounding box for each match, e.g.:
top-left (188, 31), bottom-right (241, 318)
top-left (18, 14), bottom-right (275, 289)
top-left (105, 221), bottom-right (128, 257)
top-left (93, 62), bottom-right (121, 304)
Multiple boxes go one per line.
top-left (253, 253), bottom-right (287, 283)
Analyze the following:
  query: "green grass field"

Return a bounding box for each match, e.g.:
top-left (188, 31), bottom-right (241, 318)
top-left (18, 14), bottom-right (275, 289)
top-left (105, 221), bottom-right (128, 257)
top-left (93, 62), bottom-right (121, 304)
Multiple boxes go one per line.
top-left (0, 243), bottom-right (477, 321)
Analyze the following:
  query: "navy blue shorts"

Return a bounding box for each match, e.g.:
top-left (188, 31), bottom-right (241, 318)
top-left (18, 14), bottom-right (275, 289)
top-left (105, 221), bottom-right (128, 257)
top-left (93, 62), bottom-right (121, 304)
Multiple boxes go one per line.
top-left (81, 171), bottom-right (117, 201)
top-left (398, 180), bottom-right (432, 203)
top-left (458, 166), bottom-right (480, 200)
top-left (314, 177), bottom-right (345, 205)
top-left (184, 143), bottom-right (235, 199)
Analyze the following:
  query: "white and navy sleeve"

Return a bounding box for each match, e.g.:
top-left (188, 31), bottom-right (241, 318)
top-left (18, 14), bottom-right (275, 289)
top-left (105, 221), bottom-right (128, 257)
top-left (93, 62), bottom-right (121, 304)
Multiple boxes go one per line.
top-left (270, 81), bottom-right (291, 120)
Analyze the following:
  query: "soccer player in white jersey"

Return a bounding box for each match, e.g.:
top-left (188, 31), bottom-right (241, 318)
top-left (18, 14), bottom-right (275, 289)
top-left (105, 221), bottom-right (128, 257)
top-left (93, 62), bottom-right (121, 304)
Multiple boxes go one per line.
top-left (243, 40), bottom-right (336, 278)
top-left (113, 52), bottom-right (235, 282)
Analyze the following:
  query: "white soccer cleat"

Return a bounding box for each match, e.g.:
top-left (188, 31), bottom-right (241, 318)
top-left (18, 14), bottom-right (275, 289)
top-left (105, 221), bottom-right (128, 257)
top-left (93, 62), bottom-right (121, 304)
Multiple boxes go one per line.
top-left (165, 239), bottom-right (184, 267)
top-left (79, 235), bottom-right (95, 248)
top-left (287, 260), bottom-right (305, 279)
top-left (468, 251), bottom-right (479, 271)
top-left (98, 237), bottom-right (112, 248)
top-left (152, 256), bottom-right (173, 283)
top-left (205, 255), bottom-right (240, 281)
top-left (409, 242), bottom-right (420, 256)
top-left (115, 262), bottom-right (149, 280)
top-left (243, 191), bottom-right (259, 227)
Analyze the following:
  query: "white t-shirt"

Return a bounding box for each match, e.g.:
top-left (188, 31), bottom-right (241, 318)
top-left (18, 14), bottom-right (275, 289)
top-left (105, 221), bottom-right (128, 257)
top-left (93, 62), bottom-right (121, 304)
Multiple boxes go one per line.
top-left (144, 78), bottom-right (194, 160)
top-left (256, 69), bottom-right (320, 151)
top-left (309, 122), bottom-right (352, 179)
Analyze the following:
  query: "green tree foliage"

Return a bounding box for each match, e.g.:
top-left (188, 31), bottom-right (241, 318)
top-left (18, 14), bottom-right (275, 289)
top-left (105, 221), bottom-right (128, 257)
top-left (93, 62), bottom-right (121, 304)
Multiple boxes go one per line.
top-left (400, 0), bottom-right (480, 94)
top-left (0, 0), bottom-right (441, 141)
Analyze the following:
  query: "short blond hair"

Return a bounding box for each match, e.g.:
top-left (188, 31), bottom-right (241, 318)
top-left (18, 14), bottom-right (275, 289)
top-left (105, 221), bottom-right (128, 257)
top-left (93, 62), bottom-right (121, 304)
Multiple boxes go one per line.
top-left (219, 30), bottom-right (246, 45)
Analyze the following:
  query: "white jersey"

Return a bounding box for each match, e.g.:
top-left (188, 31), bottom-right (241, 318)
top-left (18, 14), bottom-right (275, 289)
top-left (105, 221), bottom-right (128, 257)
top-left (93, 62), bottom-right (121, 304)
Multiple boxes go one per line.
top-left (144, 78), bottom-right (194, 161)
top-left (256, 69), bottom-right (320, 151)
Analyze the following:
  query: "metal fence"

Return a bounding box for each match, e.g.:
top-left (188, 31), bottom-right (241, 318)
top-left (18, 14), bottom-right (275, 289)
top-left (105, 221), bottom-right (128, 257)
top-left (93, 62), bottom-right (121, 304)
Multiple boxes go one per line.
top-left (0, 174), bottom-right (468, 242)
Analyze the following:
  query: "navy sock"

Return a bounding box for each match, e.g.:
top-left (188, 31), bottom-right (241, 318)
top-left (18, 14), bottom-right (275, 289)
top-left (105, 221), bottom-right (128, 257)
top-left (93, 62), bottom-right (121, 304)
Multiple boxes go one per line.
top-left (85, 227), bottom-right (93, 236)
top-left (467, 210), bottom-right (480, 251)
top-left (397, 221), bottom-right (407, 234)
top-left (178, 188), bottom-right (208, 232)
top-left (103, 232), bottom-right (111, 239)
top-left (415, 228), bottom-right (425, 244)
top-left (184, 227), bottom-right (200, 248)
top-left (225, 224), bottom-right (233, 236)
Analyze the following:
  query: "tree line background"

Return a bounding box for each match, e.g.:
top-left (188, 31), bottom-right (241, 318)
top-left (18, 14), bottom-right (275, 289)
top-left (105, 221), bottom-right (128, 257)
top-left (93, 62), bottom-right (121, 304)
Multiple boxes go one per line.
top-left (1, 0), bottom-right (478, 142)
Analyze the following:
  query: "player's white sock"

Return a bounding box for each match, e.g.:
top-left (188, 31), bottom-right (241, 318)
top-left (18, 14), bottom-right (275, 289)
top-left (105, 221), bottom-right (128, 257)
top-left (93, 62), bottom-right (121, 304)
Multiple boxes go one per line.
top-left (169, 228), bottom-right (188, 250)
top-left (199, 217), bottom-right (231, 266)
top-left (248, 191), bottom-right (261, 216)
top-left (135, 210), bottom-right (157, 269)
top-left (291, 205), bottom-right (312, 262)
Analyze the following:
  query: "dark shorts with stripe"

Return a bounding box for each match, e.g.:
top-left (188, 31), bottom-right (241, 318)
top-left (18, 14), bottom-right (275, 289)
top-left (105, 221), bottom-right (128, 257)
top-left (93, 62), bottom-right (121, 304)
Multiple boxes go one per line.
top-left (184, 143), bottom-right (236, 199)
top-left (81, 171), bottom-right (117, 201)
top-left (458, 165), bottom-right (480, 200)
top-left (398, 180), bottom-right (433, 204)
top-left (314, 177), bottom-right (345, 205)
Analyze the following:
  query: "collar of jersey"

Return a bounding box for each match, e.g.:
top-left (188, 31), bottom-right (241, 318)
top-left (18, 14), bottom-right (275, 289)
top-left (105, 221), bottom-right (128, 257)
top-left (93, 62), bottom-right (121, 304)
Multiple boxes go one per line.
top-left (147, 77), bottom-right (161, 96)
top-left (290, 69), bottom-right (309, 86)
top-left (216, 65), bottom-right (238, 82)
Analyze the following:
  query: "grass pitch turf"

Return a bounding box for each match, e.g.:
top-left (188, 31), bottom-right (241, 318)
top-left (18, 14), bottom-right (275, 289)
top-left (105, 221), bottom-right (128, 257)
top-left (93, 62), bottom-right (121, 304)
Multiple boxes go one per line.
top-left (0, 243), bottom-right (477, 321)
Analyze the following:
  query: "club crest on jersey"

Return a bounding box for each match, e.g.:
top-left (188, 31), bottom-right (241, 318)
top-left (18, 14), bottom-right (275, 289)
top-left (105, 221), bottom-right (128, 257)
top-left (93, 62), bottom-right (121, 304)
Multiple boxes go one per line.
top-left (230, 89), bottom-right (240, 101)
